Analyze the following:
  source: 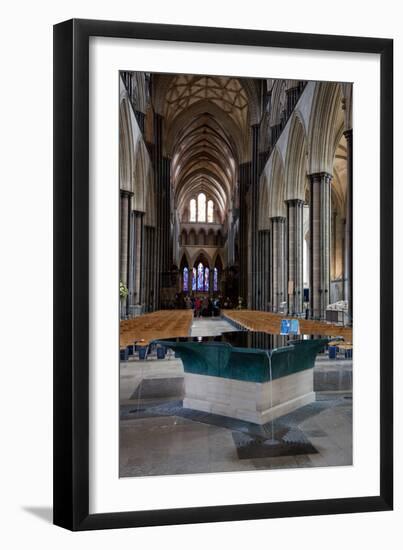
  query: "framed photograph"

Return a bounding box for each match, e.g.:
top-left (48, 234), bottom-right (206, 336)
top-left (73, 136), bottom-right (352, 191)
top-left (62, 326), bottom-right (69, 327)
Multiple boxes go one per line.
top-left (53, 19), bottom-right (393, 530)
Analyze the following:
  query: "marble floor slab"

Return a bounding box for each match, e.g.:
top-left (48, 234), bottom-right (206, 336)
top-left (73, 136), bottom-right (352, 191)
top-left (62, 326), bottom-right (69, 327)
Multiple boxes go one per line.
top-left (189, 316), bottom-right (235, 337)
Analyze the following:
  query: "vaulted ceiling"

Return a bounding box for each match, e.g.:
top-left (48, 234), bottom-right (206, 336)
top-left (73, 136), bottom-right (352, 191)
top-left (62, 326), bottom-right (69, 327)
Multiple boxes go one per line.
top-left (159, 74), bottom-right (250, 224)
top-left (172, 113), bottom-right (236, 220)
top-left (164, 75), bottom-right (249, 130)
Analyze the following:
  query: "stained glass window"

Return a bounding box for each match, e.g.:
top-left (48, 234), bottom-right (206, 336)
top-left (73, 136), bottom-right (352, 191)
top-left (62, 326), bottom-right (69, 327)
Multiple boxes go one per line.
top-left (197, 262), bottom-right (204, 291)
top-left (213, 268), bottom-right (218, 292)
top-left (183, 267), bottom-right (188, 292)
top-left (192, 267), bottom-right (197, 291)
top-left (207, 200), bottom-right (214, 223)
top-left (204, 267), bottom-right (209, 292)
top-left (191, 262), bottom-right (211, 292)
top-left (197, 193), bottom-right (206, 222)
top-left (189, 198), bottom-right (197, 222)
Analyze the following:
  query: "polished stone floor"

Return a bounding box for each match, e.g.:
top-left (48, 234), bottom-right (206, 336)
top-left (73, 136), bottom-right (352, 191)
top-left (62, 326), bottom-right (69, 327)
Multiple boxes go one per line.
top-left (119, 318), bottom-right (352, 478)
top-left (189, 316), bottom-right (235, 336)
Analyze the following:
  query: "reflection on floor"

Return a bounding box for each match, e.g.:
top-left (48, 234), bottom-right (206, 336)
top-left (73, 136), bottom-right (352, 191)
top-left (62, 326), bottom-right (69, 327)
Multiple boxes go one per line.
top-left (119, 318), bottom-right (352, 478)
top-left (189, 316), bottom-right (234, 337)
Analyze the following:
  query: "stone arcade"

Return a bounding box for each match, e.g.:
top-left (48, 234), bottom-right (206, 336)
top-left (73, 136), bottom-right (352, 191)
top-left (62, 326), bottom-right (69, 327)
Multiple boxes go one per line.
top-left (119, 73), bottom-right (352, 321)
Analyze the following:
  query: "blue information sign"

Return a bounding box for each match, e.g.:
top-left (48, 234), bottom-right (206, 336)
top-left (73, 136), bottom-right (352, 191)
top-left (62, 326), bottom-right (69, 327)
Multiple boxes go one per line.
top-left (290, 319), bottom-right (300, 334)
top-left (280, 319), bottom-right (300, 335)
top-left (280, 319), bottom-right (291, 335)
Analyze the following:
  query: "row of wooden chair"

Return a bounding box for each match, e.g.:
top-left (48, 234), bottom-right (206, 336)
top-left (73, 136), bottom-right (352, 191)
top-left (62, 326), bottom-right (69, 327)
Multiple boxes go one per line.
top-left (120, 310), bottom-right (193, 348)
top-left (224, 310), bottom-right (353, 345)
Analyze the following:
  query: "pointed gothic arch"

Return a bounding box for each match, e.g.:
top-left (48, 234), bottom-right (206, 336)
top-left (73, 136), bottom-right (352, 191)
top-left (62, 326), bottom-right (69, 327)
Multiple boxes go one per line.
top-left (285, 114), bottom-right (308, 200)
top-left (119, 97), bottom-right (135, 192)
top-left (308, 82), bottom-right (344, 174)
top-left (268, 148), bottom-right (286, 218)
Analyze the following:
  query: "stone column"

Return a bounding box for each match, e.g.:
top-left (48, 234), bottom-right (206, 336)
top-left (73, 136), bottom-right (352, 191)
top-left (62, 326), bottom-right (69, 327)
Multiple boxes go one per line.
top-left (139, 214), bottom-right (146, 307)
top-left (153, 112), bottom-right (172, 310)
top-left (344, 129), bottom-right (353, 325)
top-left (286, 199), bottom-right (304, 315)
top-left (271, 217), bottom-right (286, 312)
top-left (238, 163), bottom-right (250, 304)
top-left (267, 230), bottom-right (271, 310)
top-left (250, 124), bottom-right (260, 310)
top-left (119, 190), bottom-right (133, 318)
top-left (260, 231), bottom-right (264, 310)
top-left (256, 231), bottom-right (261, 309)
top-left (153, 113), bottom-right (164, 309)
top-left (261, 230), bottom-right (270, 311)
top-left (150, 226), bottom-right (157, 312)
top-left (128, 210), bottom-right (136, 317)
top-left (134, 213), bottom-right (143, 305)
top-left (127, 212), bottom-right (144, 317)
top-left (163, 156), bottom-right (172, 275)
top-left (119, 190), bottom-right (131, 285)
top-left (309, 172), bottom-right (332, 319)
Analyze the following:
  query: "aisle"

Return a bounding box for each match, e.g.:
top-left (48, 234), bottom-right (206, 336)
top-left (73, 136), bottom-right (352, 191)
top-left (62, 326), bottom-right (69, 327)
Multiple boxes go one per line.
top-left (190, 316), bottom-right (234, 337)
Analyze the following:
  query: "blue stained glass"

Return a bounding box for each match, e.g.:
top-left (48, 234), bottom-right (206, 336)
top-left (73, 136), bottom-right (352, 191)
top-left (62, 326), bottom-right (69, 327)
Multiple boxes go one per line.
top-left (213, 268), bottom-right (218, 291)
top-left (183, 267), bottom-right (188, 292)
top-left (192, 268), bottom-right (197, 291)
top-left (204, 267), bottom-right (209, 292)
top-left (197, 263), bottom-right (204, 291)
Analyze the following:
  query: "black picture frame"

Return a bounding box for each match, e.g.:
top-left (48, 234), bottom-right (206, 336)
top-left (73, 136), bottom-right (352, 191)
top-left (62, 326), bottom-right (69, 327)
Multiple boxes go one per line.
top-left (53, 18), bottom-right (393, 531)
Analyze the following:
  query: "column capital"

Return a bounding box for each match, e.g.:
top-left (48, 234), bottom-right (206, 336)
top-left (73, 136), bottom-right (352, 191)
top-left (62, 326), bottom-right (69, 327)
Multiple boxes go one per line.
top-left (285, 198), bottom-right (305, 207)
top-left (120, 189), bottom-right (134, 198)
top-left (309, 172), bottom-right (332, 184)
top-left (271, 216), bottom-right (286, 223)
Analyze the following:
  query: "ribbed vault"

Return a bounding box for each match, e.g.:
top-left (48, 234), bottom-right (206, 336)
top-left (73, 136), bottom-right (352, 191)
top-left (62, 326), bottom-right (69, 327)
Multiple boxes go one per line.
top-left (164, 75), bottom-right (248, 129)
top-left (161, 75), bottom-right (249, 224)
top-left (172, 113), bottom-right (237, 221)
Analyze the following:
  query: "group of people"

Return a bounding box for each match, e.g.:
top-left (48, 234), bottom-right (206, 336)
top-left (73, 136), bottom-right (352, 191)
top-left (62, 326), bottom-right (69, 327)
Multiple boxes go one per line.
top-left (166, 293), bottom-right (238, 314)
top-left (184, 294), bottom-right (221, 318)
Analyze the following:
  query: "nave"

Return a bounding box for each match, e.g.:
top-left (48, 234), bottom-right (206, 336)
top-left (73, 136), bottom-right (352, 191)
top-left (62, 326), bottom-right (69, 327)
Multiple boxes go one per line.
top-left (119, 72), bottom-right (353, 325)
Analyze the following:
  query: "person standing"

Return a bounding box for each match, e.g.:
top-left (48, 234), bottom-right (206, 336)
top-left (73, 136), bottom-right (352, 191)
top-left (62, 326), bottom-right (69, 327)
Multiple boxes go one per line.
top-left (194, 296), bottom-right (202, 319)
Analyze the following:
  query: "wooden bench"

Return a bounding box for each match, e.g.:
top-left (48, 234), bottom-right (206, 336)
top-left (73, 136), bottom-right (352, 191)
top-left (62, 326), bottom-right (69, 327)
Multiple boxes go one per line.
top-left (224, 310), bottom-right (352, 342)
top-left (119, 310), bottom-right (193, 349)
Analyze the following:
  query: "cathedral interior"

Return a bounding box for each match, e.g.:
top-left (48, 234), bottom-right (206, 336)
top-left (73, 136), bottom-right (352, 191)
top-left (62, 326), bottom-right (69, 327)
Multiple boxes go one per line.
top-left (119, 72), bottom-right (352, 321)
top-left (119, 72), bottom-right (353, 477)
